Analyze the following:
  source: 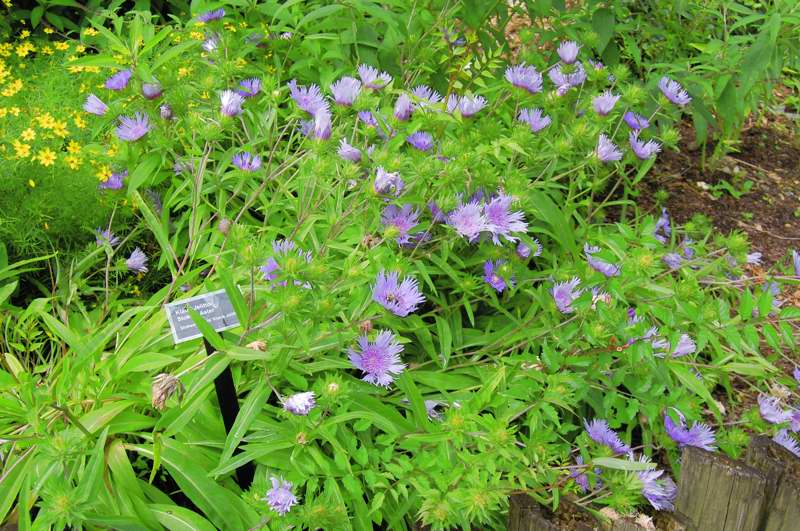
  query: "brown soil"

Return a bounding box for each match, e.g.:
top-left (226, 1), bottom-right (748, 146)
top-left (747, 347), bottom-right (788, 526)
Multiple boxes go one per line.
top-left (635, 118), bottom-right (800, 264)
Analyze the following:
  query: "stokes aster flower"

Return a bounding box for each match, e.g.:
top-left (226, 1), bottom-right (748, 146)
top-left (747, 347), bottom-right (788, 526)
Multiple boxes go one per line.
top-left (549, 63), bottom-right (586, 93)
top-left (551, 277), bottom-right (582, 313)
top-left (282, 391), bottom-right (316, 415)
top-left (83, 94), bottom-right (107, 115)
top-left (584, 243), bottom-right (621, 276)
top-left (448, 200), bottom-right (488, 243)
top-left (504, 63), bottom-right (543, 94)
top-left (126, 248), bottom-right (149, 274)
top-left (671, 334), bottom-right (696, 357)
top-left (629, 131), bottom-right (661, 160)
top-left (116, 112), bottom-right (151, 141)
top-left (372, 271), bottom-right (425, 317)
top-left (654, 208), bottom-right (672, 243)
top-left (570, 456), bottom-right (590, 493)
top-left (232, 152), bottom-right (262, 172)
top-left (374, 167), bottom-right (403, 196)
top-left (774, 430), bottom-right (800, 457)
top-left (348, 330), bottom-right (406, 386)
top-left (517, 108), bottom-right (551, 133)
top-left (265, 477), bottom-right (297, 515)
top-left (330, 76), bottom-right (361, 106)
top-left (142, 82), bottom-right (162, 100)
top-left (664, 410), bottom-right (716, 450)
top-left (202, 32), bottom-right (220, 53)
top-left (484, 260), bottom-right (513, 293)
top-left (287, 80), bottom-right (327, 115)
top-left (99, 170), bottom-right (126, 190)
top-left (358, 64), bottom-right (392, 89)
top-left (636, 456), bottom-right (678, 511)
top-left (792, 250), bottom-right (800, 277)
top-left (592, 90), bottom-right (620, 116)
top-left (411, 85), bottom-right (443, 107)
top-left (456, 95), bottom-right (487, 117)
top-left (406, 131), bottom-right (434, 152)
top-left (584, 419), bottom-right (631, 455)
top-left (259, 239), bottom-right (312, 283)
top-left (381, 204), bottom-right (420, 245)
top-left (220, 90), bottom-right (245, 116)
top-left (337, 139), bottom-right (362, 162)
top-left (105, 69), bottom-right (132, 90)
top-left (663, 253), bottom-right (683, 270)
top-left (160, 104), bottom-right (173, 120)
top-left (659, 76), bottom-right (692, 106)
top-left (596, 134), bottom-right (622, 163)
top-left (624, 111), bottom-right (650, 130)
top-left (95, 228), bottom-right (120, 247)
top-left (517, 239), bottom-right (542, 259)
top-left (758, 394), bottom-right (794, 425)
top-left (197, 8), bottom-right (224, 22)
top-left (238, 78), bottom-right (262, 98)
top-left (557, 40), bottom-right (581, 64)
top-left (484, 191), bottom-right (528, 244)
top-left (394, 93), bottom-right (414, 120)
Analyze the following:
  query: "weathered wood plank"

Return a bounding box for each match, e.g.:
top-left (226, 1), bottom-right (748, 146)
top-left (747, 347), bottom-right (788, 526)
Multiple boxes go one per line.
top-left (675, 446), bottom-right (768, 531)
top-left (507, 494), bottom-right (561, 531)
top-left (744, 435), bottom-right (800, 531)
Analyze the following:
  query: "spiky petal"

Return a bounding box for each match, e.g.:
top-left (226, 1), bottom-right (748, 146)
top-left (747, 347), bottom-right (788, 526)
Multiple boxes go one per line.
top-left (348, 330), bottom-right (405, 386)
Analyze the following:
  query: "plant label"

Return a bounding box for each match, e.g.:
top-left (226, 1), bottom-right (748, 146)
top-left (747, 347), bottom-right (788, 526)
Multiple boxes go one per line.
top-left (165, 289), bottom-right (240, 343)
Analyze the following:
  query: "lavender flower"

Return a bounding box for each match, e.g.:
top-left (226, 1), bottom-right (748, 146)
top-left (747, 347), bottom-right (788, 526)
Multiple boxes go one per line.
top-left (105, 69), bottom-right (132, 91)
top-left (126, 248), bottom-right (149, 274)
top-left (485, 191), bottom-right (528, 244)
top-left (504, 64), bottom-right (543, 94)
top-left (282, 391), bottom-right (316, 415)
top-left (348, 330), bottom-right (405, 386)
top-left (448, 200), bottom-right (488, 243)
top-left (592, 90), bottom-right (620, 116)
top-left (517, 239), bottom-right (542, 259)
top-left (551, 277), bottom-right (582, 314)
top-left (265, 477), bottom-right (297, 515)
top-left (746, 252), bottom-right (762, 265)
top-left (95, 228), bottom-right (120, 247)
top-left (99, 170), bottom-right (126, 190)
top-left (584, 243), bottom-right (620, 277)
top-left (411, 85), bottom-right (443, 108)
top-left (394, 93), bottom-right (413, 121)
top-left (116, 112), bottom-right (151, 141)
top-left (557, 40), bottom-right (581, 64)
top-left (288, 80), bottom-right (327, 115)
top-left (549, 63), bottom-right (586, 93)
top-left (663, 253), bottom-right (683, 270)
top-left (330, 77), bottom-right (361, 106)
top-left (664, 410), bottom-right (716, 450)
top-left (160, 104), bottom-right (173, 120)
top-left (570, 456), bottom-right (590, 493)
top-left (654, 208), bottom-right (671, 243)
top-left (457, 95), bottom-right (487, 117)
top-left (624, 111), bottom-right (650, 131)
top-left (202, 32), bottom-right (220, 53)
top-left (238, 78), bottom-right (262, 98)
top-left (774, 430), bottom-right (800, 457)
top-left (484, 260), bottom-right (513, 293)
top-left (358, 110), bottom-right (378, 127)
top-left (517, 108), bottom-right (551, 133)
top-left (659, 76), bottom-right (692, 106)
top-left (381, 205), bottom-right (420, 245)
top-left (260, 239), bottom-right (312, 283)
top-left (358, 65), bottom-right (392, 89)
top-left (671, 334), bottom-right (696, 357)
top-left (311, 110), bottom-right (332, 140)
top-left (220, 90), bottom-right (245, 117)
top-left (428, 201), bottom-right (447, 223)
top-left (83, 94), bottom-right (108, 116)
top-left (596, 134), bottom-right (622, 163)
top-left (637, 456), bottom-right (678, 511)
top-left (406, 131), bottom-right (434, 152)
top-left (197, 8), bottom-right (224, 22)
top-left (142, 82), bottom-right (162, 100)
top-left (758, 394), bottom-right (794, 424)
top-left (338, 139), bottom-right (362, 162)
top-left (584, 419), bottom-right (631, 455)
top-left (629, 131), bottom-right (662, 160)
top-left (425, 400), bottom-right (445, 420)
top-left (372, 271), bottom-right (425, 317)
top-left (232, 152), bottom-right (262, 172)
top-left (374, 167), bottom-right (404, 196)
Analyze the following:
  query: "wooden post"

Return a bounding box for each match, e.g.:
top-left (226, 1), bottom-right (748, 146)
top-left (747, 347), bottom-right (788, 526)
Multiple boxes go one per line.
top-left (675, 446), bottom-right (768, 531)
top-left (507, 494), bottom-right (561, 531)
top-left (744, 435), bottom-right (800, 531)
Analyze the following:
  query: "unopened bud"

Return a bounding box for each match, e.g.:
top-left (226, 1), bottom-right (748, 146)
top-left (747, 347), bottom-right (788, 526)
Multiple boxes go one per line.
top-left (246, 340), bottom-right (267, 351)
top-left (152, 373), bottom-right (183, 410)
top-left (218, 218), bottom-right (231, 235)
top-left (359, 320), bottom-right (373, 334)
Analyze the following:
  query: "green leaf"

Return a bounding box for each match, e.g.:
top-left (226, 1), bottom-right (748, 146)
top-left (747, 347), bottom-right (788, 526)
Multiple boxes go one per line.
top-left (593, 457), bottom-right (654, 471)
top-left (128, 153), bottom-right (162, 193)
top-left (30, 6), bottom-right (44, 28)
top-left (0, 281), bottom-right (17, 305)
top-left (396, 373), bottom-right (430, 429)
top-left (670, 363), bottom-right (721, 421)
top-left (75, 427), bottom-right (109, 504)
top-left (591, 8), bottom-right (615, 54)
top-left (217, 269), bottom-right (248, 325)
top-left (0, 448), bottom-right (33, 522)
top-left (218, 380), bottom-right (270, 467)
top-left (149, 504), bottom-right (218, 531)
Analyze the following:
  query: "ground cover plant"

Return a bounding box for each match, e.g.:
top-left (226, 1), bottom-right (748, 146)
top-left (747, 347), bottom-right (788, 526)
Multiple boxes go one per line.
top-left (1, 3), bottom-right (799, 530)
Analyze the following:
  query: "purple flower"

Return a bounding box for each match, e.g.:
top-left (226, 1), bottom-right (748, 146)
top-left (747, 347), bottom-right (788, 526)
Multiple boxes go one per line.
top-left (374, 167), bottom-right (404, 196)
top-left (99, 170), bottom-right (126, 190)
top-left (406, 131), bottom-right (434, 152)
top-left (83, 94), bottom-right (108, 115)
top-left (142, 82), bottom-right (162, 100)
top-left (428, 201), bottom-right (447, 223)
top-left (659, 76), bottom-right (692, 106)
top-left (746, 252), bottom-right (762, 265)
top-left (126, 247), bottom-right (149, 274)
top-left (160, 104), bottom-right (173, 120)
top-left (330, 76), bottom-right (361, 106)
top-left (95, 228), bottom-right (120, 247)
top-left (637, 456), bottom-right (678, 511)
top-left (220, 90), bottom-right (245, 117)
top-left (301, 110), bottom-right (332, 140)
top-left (448, 200), bottom-right (488, 242)
top-left (629, 131), bottom-right (662, 160)
top-left (484, 260), bottom-right (513, 293)
top-left (394, 93), bottom-right (413, 121)
top-left (238, 78), bottom-right (262, 98)
top-left (197, 8), bottom-right (224, 22)
top-left (457, 95), bottom-right (487, 117)
top-left (338, 139), bottom-right (362, 162)
top-left (517, 108), bottom-right (551, 133)
top-left (282, 391), bottom-right (316, 415)
top-left (517, 239), bottom-right (542, 259)
top-left (116, 112), bottom-right (151, 141)
top-left (681, 238), bottom-right (695, 259)
top-left (663, 253), bottom-right (683, 270)
top-left (105, 69), bottom-right (132, 91)
top-left (664, 410), bottom-right (716, 450)
top-left (549, 63), bottom-right (586, 93)
top-left (504, 64), bottom-right (543, 94)
top-left (794, 366), bottom-right (800, 386)
top-left (596, 134), bottom-right (622, 163)
top-left (570, 456), bottom-right (590, 493)
top-left (671, 334), bottom-right (696, 357)
top-left (232, 152), bottom-right (262, 172)
top-left (791, 250), bottom-right (800, 277)
top-left (348, 330), bottom-right (405, 386)
top-left (288, 80), bottom-right (327, 116)
top-left (202, 32), bottom-right (220, 53)
top-left (654, 208), bottom-right (671, 243)
top-left (358, 64), bottom-right (392, 89)
top-left (758, 394), bottom-right (794, 424)
top-left (485, 191), bottom-right (528, 244)
top-left (358, 110), bottom-right (378, 127)
top-left (260, 239), bottom-right (312, 283)
top-left (551, 277), bottom-right (582, 314)
top-left (592, 90), bottom-right (620, 116)
top-left (584, 418), bottom-right (631, 455)
top-left (425, 400), bottom-right (445, 420)
top-left (265, 477), bottom-right (297, 515)
top-left (557, 40), bottom-right (581, 64)
top-left (624, 111), bottom-right (650, 130)
top-left (381, 204), bottom-right (420, 245)
top-left (372, 271), bottom-right (425, 317)
top-left (584, 243), bottom-right (620, 277)
top-left (774, 430), bottom-right (800, 457)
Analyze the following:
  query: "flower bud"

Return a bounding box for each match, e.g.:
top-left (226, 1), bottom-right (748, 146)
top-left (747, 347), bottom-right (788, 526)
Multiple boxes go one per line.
top-left (218, 218), bottom-right (231, 235)
top-left (142, 82), bottom-right (163, 100)
top-left (152, 373), bottom-right (182, 410)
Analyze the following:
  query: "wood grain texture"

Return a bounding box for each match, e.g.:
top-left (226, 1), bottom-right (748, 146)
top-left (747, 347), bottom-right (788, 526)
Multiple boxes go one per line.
top-left (744, 435), bottom-right (800, 531)
top-left (507, 494), bottom-right (561, 531)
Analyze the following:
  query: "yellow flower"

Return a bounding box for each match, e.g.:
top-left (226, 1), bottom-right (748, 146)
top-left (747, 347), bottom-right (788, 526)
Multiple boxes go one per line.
top-left (36, 113), bottom-right (55, 128)
top-left (73, 115), bottom-right (86, 129)
top-left (20, 30), bottom-right (30, 39)
top-left (178, 67), bottom-right (192, 78)
top-left (40, 45), bottom-right (53, 55)
top-left (54, 42), bottom-right (69, 51)
top-left (190, 31), bottom-right (205, 40)
top-left (96, 164), bottom-right (111, 181)
top-left (173, 34), bottom-right (182, 43)
top-left (67, 140), bottom-right (81, 153)
top-left (21, 128), bottom-right (35, 141)
top-left (43, 222), bottom-right (49, 230)
top-left (84, 65), bottom-right (100, 74)
top-left (2, 78), bottom-right (22, 97)
top-left (0, 108), bottom-right (6, 117)
top-left (106, 143), bottom-right (118, 157)
top-left (12, 140), bottom-right (30, 158)
top-left (51, 121), bottom-right (69, 138)
top-left (36, 148), bottom-right (56, 167)
top-left (15, 42), bottom-right (35, 57)
top-left (64, 154), bottom-right (82, 170)
top-left (68, 65), bottom-right (83, 74)
top-left (43, 27), bottom-right (54, 34)
top-left (9, 106), bottom-right (20, 116)
top-left (28, 179), bottom-right (36, 188)
top-left (75, 44), bottom-right (86, 53)
top-left (84, 27), bottom-right (98, 36)
top-left (0, 43), bottom-right (12, 57)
